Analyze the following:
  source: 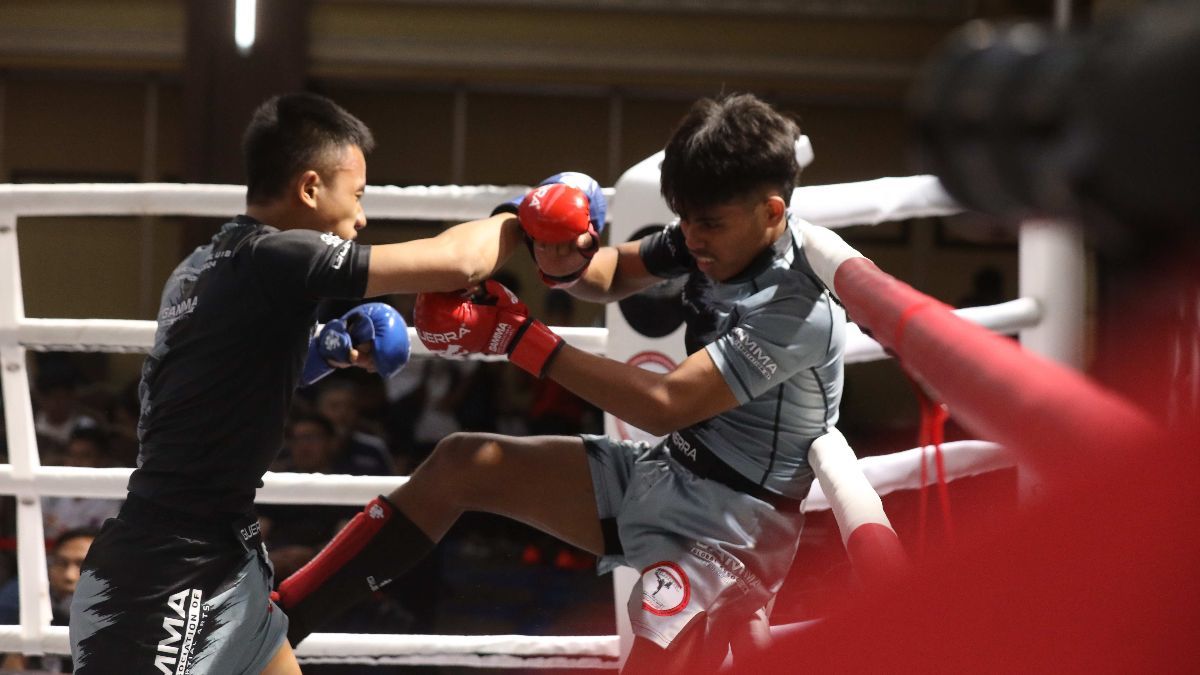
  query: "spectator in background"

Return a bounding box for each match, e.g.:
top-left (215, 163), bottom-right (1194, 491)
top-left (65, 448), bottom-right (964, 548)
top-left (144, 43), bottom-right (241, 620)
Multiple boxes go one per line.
top-left (480, 361), bottom-right (533, 438)
top-left (407, 359), bottom-right (477, 462)
top-left (33, 362), bottom-right (98, 462)
top-left (42, 427), bottom-right (122, 540)
top-left (314, 376), bottom-right (394, 476)
top-left (384, 351), bottom-right (480, 474)
top-left (261, 414), bottom-right (356, 579)
top-left (957, 265), bottom-right (1007, 309)
top-left (103, 379), bottom-right (142, 468)
top-left (0, 527), bottom-right (97, 672)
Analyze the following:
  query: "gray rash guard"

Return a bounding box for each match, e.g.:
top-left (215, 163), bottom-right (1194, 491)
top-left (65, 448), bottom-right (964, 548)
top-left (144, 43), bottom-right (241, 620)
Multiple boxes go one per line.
top-left (638, 213), bottom-right (845, 500)
top-left (129, 216), bottom-right (371, 516)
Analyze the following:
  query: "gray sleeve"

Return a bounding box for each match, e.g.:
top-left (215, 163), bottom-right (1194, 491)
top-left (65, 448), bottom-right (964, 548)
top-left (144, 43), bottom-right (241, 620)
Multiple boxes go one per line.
top-left (705, 285), bottom-right (839, 404)
top-left (638, 222), bottom-right (694, 278)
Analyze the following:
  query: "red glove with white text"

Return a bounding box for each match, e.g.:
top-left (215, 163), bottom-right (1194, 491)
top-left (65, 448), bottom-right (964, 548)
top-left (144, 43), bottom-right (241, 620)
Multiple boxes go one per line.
top-left (493, 173), bottom-right (607, 288)
top-left (414, 279), bottom-right (564, 378)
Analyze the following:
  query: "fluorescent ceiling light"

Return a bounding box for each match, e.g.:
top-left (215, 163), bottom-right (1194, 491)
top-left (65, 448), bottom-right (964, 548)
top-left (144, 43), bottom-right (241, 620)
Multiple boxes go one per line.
top-left (235, 0), bottom-right (257, 54)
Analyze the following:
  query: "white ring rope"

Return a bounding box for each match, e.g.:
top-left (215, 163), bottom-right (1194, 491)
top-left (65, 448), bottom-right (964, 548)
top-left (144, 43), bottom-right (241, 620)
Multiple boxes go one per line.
top-left (0, 183), bottom-right (563, 221)
top-left (12, 319), bottom-right (609, 357)
top-left (0, 440), bottom-right (1008, 506)
top-left (0, 627), bottom-right (621, 669)
top-left (14, 301), bottom-right (1037, 360)
top-left (0, 175), bottom-right (954, 224)
top-left (790, 175), bottom-right (960, 228)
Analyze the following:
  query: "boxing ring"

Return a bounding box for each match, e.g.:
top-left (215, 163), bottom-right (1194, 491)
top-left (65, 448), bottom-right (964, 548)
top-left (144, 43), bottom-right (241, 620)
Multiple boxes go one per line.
top-left (0, 172), bottom-right (1086, 667)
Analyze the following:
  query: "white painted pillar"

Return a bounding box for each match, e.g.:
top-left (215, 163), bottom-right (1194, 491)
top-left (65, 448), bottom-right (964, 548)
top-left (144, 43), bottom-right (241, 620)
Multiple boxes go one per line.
top-left (1018, 220), bottom-right (1087, 368)
top-left (0, 195), bottom-right (53, 653)
top-left (1017, 218), bottom-right (1087, 504)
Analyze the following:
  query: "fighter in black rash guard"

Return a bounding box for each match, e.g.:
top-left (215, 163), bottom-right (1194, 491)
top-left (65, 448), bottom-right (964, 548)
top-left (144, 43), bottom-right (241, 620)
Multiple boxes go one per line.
top-left (131, 221), bottom-right (370, 516)
top-left (69, 93), bottom-right (524, 675)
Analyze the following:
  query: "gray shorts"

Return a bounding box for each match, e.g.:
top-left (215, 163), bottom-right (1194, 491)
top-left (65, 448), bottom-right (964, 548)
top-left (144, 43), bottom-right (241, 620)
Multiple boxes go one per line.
top-left (70, 506), bottom-right (288, 674)
top-left (583, 435), bottom-right (805, 648)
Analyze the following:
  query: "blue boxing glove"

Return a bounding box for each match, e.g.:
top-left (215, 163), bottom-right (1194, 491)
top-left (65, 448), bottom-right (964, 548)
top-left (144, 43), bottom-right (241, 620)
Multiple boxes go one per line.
top-left (492, 172), bottom-right (608, 287)
top-left (301, 303), bottom-right (410, 386)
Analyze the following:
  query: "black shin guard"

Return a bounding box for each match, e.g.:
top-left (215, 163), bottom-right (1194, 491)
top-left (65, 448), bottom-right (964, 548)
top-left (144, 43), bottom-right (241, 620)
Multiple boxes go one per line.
top-left (276, 495), bottom-right (435, 645)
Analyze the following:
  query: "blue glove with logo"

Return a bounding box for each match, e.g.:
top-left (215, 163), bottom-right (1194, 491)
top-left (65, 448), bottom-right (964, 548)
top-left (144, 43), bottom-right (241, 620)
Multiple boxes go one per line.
top-left (301, 303), bottom-right (410, 386)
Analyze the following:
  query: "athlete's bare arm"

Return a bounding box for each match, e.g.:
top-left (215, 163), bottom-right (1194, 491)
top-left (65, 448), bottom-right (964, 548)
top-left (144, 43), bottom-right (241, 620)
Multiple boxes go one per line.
top-left (545, 344), bottom-right (738, 436)
top-left (363, 214), bottom-right (523, 297)
top-left (534, 239), bottom-right (665, 304)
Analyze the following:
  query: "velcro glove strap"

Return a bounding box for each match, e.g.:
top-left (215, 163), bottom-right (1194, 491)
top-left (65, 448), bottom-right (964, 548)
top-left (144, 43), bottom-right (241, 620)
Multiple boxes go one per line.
top-left (524, 222), bottom-right (601, 289)
top-left (507, 319), bottom-right (564, 378)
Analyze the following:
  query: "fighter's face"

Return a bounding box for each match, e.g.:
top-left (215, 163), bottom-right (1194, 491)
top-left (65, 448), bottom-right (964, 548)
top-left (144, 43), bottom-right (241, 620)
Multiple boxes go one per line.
top-left (314, 144), bottom-right (367, 241)
top-left (678, 192), bottom-right (787, 282)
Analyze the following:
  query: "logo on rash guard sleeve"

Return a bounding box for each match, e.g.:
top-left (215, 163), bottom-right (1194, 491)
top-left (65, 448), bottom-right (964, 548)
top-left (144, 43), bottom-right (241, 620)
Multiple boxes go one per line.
top-left (730, 327), bottom-right (777, 379)
top-left (331, 241), bottom-right (351, 269)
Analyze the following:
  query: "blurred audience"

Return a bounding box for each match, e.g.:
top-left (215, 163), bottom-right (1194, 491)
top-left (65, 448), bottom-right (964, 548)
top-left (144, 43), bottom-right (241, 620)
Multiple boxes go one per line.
top-left (102, 378), bottom-right (142, 468)
top-left (41, 427), bottom-right (123, 539)
top-left (261, 414), bottom-right (358, 579)
top-left (957, 265), bottom-right (1008, 309)
top-left (314, 376), bottom-right (394, 476)
top-left (262, 414), bottom-right (420, 648)
top-left (527, 291), bottom-right (600, 435)
top-left (32, 362), bottom-right (99, 463)
top-left (0, 527), bottom-right (97, 672)
top-left (404, 359), bottom-right (477, 465)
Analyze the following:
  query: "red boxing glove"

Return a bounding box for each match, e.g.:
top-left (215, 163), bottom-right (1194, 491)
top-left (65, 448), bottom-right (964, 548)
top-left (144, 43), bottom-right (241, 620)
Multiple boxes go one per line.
top-left (518, 183), bottom-right (601, 288)
top-left (519, 183), bottom-right (593, 244)
top-left (414, 280), bottom-right (565, 378)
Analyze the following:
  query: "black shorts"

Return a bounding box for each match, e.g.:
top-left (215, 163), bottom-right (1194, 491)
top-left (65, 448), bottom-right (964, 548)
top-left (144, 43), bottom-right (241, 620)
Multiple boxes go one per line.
top-left (69, 495), bottom-right (287, 674)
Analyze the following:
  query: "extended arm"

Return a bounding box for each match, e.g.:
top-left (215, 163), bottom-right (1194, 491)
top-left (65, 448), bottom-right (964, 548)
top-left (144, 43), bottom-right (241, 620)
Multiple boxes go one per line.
top-left (510, 171), bottom-right (675, 304)
top-left (553, 240), bottom-right (667, 304)
top-left (363, 213), bottom-right (523, 297)
top-left (545, 344), bottom-right (738, 436)
top-left (412, 276), bottom-right (744, 437)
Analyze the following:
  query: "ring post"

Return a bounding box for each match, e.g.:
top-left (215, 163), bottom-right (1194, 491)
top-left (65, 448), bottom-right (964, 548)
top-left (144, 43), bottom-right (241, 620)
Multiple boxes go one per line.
top-left (0, 191), bottom-right (53, 656)
top-left (1017, 218), bottom-right (1087, 503)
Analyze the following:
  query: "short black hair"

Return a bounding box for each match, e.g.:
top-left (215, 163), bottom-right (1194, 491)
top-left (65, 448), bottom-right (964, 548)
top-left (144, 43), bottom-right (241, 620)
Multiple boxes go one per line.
top-left (660, 93), bottom-right (801, 217)
top-left (67, 425), bottom-right (111, 455)
top-left (286, 413), bottom-right (336, 439)
top-left (243, 92), bottom-right (375, 205)
top-left (53, 527), bottom-right (99, 554)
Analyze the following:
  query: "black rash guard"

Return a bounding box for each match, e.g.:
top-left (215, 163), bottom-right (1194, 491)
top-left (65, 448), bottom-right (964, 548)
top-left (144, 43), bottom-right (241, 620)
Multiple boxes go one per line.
top-left (128, 216), bottom-right (371, 516)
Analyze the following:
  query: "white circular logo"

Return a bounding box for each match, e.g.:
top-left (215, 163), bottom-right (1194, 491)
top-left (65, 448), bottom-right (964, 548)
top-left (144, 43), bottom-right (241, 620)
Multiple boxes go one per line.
top-left (614, 351), bottom-right (677, 444)
top-left (640, 561), bottom-right (690, 616)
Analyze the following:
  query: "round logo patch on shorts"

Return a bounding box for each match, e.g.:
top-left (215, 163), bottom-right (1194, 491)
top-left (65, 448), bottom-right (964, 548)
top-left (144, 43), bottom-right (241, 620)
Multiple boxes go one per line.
top-left (640, 561), bottom-right (690, 616)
